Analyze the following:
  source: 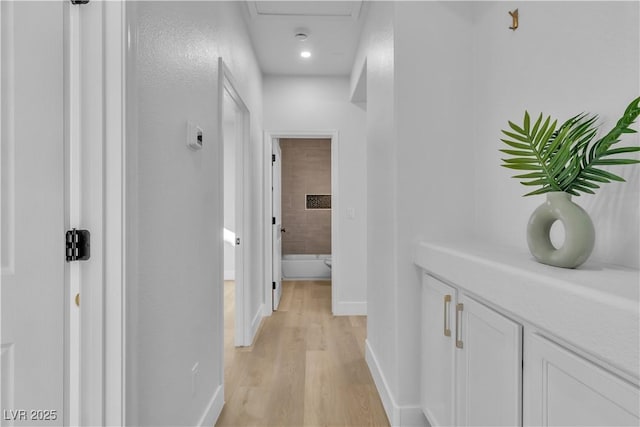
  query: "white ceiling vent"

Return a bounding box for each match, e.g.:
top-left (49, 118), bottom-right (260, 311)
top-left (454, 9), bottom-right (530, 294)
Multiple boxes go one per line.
top-left (294, 29), bottom-right (309, 41)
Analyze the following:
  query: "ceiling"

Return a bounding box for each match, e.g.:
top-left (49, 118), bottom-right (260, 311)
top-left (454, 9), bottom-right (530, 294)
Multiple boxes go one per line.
top-left (243, 1), bottom-right (366, 76)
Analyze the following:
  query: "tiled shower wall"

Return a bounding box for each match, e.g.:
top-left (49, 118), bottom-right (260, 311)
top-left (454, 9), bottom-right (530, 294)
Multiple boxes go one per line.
top-left (280, 138), bottom-right (331, 255)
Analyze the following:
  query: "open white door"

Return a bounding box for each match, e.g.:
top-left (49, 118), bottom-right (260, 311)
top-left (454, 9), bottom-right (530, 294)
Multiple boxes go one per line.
top-left (271, 141), bottom-right (283, 310)
top-left (219, 58), bottom-right (250, 345)
top-left (1, 2), bottom-right (66, 424)
top-left (232, 98), bottom-right (245, 344)
top-left (222, 86), bottom-right (245, 346)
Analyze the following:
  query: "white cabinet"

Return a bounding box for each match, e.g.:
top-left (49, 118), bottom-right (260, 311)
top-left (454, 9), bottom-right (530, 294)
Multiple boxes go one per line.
top-left (421, 274), bottom-right (522, 427)
top-left (417, 240), bottom-right (640, 427)
top-left (456, 294), bottom-right (522, 426)
top-left (524, 332), bottom-right (639, 426)
top-left (421, 275), bottom-right (456, 426)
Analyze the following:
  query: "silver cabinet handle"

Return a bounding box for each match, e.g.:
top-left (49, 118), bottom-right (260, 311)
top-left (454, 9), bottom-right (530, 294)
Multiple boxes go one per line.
top-left (455, 303), bottom-right (464, 349)
top-left (443, 295), bottom-right (452, 337)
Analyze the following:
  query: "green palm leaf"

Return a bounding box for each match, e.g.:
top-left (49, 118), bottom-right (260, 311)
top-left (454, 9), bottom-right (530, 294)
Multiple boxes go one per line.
top-left (500, 97), bottom-right (640, 196)
top-left (500, 112), bottom-right (561, 193)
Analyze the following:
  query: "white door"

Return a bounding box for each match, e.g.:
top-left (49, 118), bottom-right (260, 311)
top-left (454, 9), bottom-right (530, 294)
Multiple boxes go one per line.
top-left (222, 85), bottom-right (245, 345)
top-left (1, 1), bottom-right (65, 425)
top-left (232, 102), bottom-right (244, 343)
top-left (271, 141), bottom-right (282, 310)
top-left (524, 332), bottom-right (639, 426)
top-left (421, 274), bottom-right (456, 426)
top-left (455, 295), bottom-right (522, 427)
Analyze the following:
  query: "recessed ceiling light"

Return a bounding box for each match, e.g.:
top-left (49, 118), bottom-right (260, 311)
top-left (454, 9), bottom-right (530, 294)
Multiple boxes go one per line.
top-left (300, 51), bottom-right (311, 59)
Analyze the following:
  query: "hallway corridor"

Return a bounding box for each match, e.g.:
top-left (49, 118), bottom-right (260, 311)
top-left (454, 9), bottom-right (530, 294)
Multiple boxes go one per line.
top-left (216, 281), bottom-right (389, 427)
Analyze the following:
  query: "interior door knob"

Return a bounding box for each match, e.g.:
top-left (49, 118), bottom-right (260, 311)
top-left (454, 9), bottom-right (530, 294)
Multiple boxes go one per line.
top-left (281, 228), bottom-right (286, 233)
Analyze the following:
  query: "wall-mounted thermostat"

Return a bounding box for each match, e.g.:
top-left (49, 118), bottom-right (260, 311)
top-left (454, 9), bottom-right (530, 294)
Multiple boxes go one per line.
top-left (187, 121), bottom-right (203, 150)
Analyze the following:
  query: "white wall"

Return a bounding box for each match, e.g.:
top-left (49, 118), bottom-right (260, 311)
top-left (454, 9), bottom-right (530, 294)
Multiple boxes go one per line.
top-left (352, 2), bottom-right (474, 423)
top-left (263, 76), bottom-right (367, 313)
top-left (395, 1), bottom-right (476, 412)
top-left (354, 1), bottom-right (639, 425)
top-left (125, 2), bottom-right (263, 425)
top-left (472, 1), bottom-right (640, 269)
top-left (350, 1), bottom-right (401, 421)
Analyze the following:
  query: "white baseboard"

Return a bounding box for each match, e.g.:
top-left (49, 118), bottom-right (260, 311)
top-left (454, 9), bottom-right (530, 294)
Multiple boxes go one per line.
top-left (365, 339), bottom-right (398, 425)
top-left (333, 301), bottom-right (367, 316)
top-left (248, 303), bottom-right (264, 345)
top-left (399, 407), bottom-right (429, 427)
top-left (196, 384), bottom-right (224, 427)
top-left (365, 340), bottom-right (427, 427)
top-left (224, 269), bottom-right (235, 280)
top-left (263, 302), bottom-right (273, 316)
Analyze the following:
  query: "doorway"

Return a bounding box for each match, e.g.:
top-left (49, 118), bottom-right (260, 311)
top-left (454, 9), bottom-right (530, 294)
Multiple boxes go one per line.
top-left (264, 131), bottom-right (339, 315)
top-left (219, 59), bottom-right (250, 348)
top-left (279, 138), bottom-right (332, 281)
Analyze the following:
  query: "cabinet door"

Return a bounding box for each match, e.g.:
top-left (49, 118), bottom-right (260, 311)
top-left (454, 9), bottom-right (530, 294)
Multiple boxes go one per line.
top-left (456, 295), bottom-right (522, 426)
top-left (422, 274), bottom-right (456, 426)
top-left (524, 332), bottom-right (639, 426)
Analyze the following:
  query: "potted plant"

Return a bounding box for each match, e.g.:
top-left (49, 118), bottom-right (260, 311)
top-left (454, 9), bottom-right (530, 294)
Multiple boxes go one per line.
top-left (500, 96), bottom-right (640, 268)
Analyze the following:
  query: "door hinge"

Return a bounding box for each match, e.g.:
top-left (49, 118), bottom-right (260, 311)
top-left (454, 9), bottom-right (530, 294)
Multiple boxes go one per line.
top-left (235, 237), bottom-right (240, 246)
top-left (272, 282), bottom-right (276, 290)
top-left (272, 154), bottom-right (276, 162)
top-left (272, 217), bottom-right (276, 225)
top-left (70, 0), bottom-right (90, 4)
top-left (66, 229), bottom-right (90, 262)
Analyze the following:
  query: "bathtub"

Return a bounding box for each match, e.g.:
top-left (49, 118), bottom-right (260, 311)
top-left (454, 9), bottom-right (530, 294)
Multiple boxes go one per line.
top-left (281, 254), bottom-right (332, 280)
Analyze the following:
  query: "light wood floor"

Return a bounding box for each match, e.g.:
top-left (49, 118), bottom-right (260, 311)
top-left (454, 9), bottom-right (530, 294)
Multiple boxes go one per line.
top-left (216, 280), bottom-right (390, 427)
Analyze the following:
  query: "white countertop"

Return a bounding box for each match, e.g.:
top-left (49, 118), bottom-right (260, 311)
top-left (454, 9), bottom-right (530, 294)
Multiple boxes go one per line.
top-left (414, 239), bottom-right (640, 382)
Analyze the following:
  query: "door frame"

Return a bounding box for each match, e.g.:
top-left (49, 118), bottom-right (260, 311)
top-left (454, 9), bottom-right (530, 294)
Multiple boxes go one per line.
top-left (76, 1), bottom-right (127, 425)
top-left (218, 58), bottom-right (251, 347)
top-left (263, 130), bottom-right (339, 315)
top-left (103, 2), bottom-right (126, 425)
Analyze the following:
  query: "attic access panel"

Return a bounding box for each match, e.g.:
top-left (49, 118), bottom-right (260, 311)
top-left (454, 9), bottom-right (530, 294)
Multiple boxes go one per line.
top-left (250, 1), bottom-right (362, 19)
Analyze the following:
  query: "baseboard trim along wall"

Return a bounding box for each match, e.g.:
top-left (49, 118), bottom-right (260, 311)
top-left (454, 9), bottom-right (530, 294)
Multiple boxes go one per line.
top-left (197, 384), bottom-right (224, 427)
top-left (365, 340), bottom-right (427, 427)
top-left (333, 301), bottom-right (367, 316)
top-left (398, 406), bottom-right (429, 427)
top-left (249, 304), bottom-right (264, 345)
